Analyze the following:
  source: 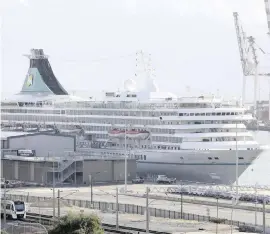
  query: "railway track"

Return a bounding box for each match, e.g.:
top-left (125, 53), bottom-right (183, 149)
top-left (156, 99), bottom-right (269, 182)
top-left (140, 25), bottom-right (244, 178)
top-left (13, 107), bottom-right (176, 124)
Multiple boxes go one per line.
top-left (23, 213), bottom-right (171, 234)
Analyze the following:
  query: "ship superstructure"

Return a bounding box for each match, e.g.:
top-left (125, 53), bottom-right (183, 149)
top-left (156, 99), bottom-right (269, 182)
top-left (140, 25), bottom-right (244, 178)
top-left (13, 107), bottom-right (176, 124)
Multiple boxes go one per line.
top-left (1, 49), bottom-right (264, 184)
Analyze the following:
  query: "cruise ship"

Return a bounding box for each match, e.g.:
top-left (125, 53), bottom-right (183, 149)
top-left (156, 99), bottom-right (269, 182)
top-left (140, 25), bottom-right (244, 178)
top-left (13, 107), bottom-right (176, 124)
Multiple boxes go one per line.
top-left (1, 49), bottom-right (264, 184)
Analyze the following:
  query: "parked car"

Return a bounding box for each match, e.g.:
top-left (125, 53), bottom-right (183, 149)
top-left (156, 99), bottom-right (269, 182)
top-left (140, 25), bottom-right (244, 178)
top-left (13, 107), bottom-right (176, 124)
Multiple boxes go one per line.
top-left (156, 175), bottom-right (176, 184)
top-left (132, 177), bottom-right (145, 184)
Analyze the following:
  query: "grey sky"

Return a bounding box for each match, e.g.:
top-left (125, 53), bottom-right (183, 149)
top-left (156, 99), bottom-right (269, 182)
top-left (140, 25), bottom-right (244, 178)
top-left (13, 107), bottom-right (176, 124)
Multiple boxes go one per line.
top-left (1, 0), bottom-right (269, 101)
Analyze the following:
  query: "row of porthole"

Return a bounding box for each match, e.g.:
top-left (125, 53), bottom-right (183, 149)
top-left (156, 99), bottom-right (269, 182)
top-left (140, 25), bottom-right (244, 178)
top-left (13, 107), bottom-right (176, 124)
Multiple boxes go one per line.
top-left (208, 157), bottom-right (244, 160)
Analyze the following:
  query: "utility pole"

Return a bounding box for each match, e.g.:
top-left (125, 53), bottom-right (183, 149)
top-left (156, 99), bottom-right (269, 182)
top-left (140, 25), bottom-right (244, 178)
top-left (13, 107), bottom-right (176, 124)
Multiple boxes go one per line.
top-left (180, 181), bottom-right (183, 219)
top-left (216, 197), bottom-right (219, 234)
top-left (52, 160), bottom-right (56, 220)
top-left (124, 121), bottom-right (127, 193)
top-left (146, 187), bottom-right (149, 233)
top-left (57, 189), bottom-right (60, 221)
top-left (181, 192), bottom-right (183, 219)
top-left (255, 183), bottom-right (258, 226)
top-left (235, 122), bottom-right (239, 199)
top-left (116, 187), bottom-right (119, 230)
top-left (89, 175), bottom-right (93, 205)
top-left (3, 178), bottom-right (7, 225)
top-left (74, 160), bottom-right (77, 186)
top-left (263, 198), bottom-right (266, 234)
top-left (89, 172), bottom-right (103, 207)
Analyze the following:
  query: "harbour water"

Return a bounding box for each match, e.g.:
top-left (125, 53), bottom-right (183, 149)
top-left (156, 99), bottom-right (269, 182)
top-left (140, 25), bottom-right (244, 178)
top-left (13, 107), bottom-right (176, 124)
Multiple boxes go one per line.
top-left (239, 131), bottom-right (270, 185)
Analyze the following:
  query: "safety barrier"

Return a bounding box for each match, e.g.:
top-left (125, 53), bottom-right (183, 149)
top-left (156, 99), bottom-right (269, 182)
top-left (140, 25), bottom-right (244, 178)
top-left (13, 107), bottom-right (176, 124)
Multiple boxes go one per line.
top-left (6, 194), bottom-right (249, 228)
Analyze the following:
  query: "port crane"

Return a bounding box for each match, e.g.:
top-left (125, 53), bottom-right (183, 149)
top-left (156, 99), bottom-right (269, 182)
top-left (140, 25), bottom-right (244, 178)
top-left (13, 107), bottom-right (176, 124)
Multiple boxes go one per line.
top-left (233, 4), bottom-right (270, 121)
top-left (233, 11), bottom-right (270, 120)
top-left (264, 0), bottom-right (270, 121)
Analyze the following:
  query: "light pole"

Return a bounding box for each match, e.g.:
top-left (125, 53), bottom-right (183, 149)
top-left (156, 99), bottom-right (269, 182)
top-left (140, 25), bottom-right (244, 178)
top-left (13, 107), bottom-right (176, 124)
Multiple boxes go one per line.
top-left (124, 120), bottom-right (127, 193)
top-left (116, 187), bottom-right (119, 230)
top-left (146, 186), bottom-right (149, 233)
top-left (48, 152), bottom-right (56, 221)
top-left (263, 197), bottom-right (266, 234)
top-left (255, 183), bottom-right (258, 226)
top-left (216, 196), bottom-right (219, 234)
top-left (3, 178), bottom-right (7, 225)
top-left (57, 189), bottom-right (61, 221)
top-left (235, 121), bottom-right (239, 200)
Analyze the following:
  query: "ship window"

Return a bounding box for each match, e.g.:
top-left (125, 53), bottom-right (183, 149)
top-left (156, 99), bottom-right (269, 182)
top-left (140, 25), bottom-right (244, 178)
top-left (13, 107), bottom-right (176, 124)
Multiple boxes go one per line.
top-left (179, 113), bottom-right (183, 116)
top-left (214, 157), bottom-right (219, 160)
top-left (208, 157), bottom-right (212, 160)
top-left (190, 113), bottom-right (194, 116)
top-left (217, 113), bottom-right (221, 116)
top-left (238, 157), bottom-right (244, 160)
top-left (144, 155), bottom-right (146, 160)
top-left (212, 112), bottom-right (216, 116)
top-left (195, 113), bottom-right (200, 116)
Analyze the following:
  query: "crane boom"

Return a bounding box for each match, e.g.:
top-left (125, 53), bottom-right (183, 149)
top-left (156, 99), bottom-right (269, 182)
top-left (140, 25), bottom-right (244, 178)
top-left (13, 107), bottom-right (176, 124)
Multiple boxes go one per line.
top-left (264, 0), bottom-right (270, 120)
top-left (264, 0), bottom-right (270, 34)
top-left (233, 12), bottom-right (250, 76)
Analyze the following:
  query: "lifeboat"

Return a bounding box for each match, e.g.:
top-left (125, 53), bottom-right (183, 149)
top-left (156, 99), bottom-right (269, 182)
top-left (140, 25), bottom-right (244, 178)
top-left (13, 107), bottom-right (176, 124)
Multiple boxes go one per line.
top-left (108, 129), bottom-right (125, 139)
top-left (126, 129), bottom-right (150, 140)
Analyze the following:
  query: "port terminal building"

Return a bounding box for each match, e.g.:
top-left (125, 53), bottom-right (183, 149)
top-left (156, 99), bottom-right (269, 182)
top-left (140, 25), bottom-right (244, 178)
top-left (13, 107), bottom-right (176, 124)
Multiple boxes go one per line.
top-left (1, 132), bottom-right (136, 185)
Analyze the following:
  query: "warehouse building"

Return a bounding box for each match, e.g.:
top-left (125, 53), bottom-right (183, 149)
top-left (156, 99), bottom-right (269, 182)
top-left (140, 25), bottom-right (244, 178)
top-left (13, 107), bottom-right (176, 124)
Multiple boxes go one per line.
top-left (1, 132), bottom-right (137, 185)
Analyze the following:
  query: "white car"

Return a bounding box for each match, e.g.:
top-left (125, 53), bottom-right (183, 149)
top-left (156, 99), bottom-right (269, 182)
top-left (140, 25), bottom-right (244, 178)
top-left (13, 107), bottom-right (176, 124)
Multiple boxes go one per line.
top-left (156, 175), bottom-right (176, 184)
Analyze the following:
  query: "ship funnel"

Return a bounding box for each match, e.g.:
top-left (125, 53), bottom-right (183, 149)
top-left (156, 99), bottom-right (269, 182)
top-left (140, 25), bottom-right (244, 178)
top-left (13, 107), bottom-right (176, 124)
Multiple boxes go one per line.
top-left (20, 49), bottom-right (68, 95)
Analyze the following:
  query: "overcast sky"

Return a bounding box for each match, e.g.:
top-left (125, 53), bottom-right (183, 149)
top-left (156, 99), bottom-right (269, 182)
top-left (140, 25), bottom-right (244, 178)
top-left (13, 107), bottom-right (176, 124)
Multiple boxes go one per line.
top-left (1, 0), bottom-right (270, 101)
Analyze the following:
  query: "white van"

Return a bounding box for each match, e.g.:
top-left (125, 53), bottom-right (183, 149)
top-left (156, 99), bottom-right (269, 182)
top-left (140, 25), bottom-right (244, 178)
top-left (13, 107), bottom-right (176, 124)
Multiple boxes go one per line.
top-left (1, 200), bottom-right (26, 219)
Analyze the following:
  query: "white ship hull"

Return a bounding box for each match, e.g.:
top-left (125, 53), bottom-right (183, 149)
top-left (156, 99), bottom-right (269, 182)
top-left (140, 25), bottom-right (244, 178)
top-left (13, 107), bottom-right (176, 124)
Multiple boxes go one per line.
top-left (83, 147), bottom-right (263, 184)
top-left (137, 150), bottom-right (262, 184)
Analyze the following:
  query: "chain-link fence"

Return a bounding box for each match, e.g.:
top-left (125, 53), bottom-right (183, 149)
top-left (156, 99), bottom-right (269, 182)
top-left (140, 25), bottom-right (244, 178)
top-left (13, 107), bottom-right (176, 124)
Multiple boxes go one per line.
top-left (6, 194), bottom-right (250, 228)
top-left (2, 221), bottom-right (48, 234)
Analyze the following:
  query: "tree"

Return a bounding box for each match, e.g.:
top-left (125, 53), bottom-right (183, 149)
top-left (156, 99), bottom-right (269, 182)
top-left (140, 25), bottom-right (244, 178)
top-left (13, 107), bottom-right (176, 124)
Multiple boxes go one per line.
top-left (49, 212), bottom-right (104, 234)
